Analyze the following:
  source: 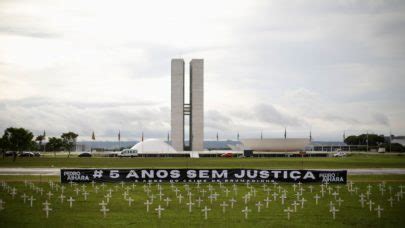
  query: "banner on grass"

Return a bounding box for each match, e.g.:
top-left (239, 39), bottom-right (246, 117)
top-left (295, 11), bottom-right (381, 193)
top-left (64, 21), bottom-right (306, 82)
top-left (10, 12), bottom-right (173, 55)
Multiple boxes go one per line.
top-left (61, 169), bottom-right (347, 184)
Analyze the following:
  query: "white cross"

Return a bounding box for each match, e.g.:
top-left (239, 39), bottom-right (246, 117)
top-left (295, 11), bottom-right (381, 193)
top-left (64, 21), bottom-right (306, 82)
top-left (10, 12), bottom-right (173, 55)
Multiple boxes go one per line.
top-left (292, 184), bottom-right (297, 192)
top-left (123, 191), bottom-right (129, 200)
top-left (42, 200), bottom-right (51, 208)
top-left (99, 200), bottom-right (108, 208)
top-left (255, 201), bottom-right (263, 212)
top-left (21, 193), bottom-right (28, 203)
top-left (332, 192), bottom-right (339, 200)
top-left (314, 194), bottom-right (320, 205)
top-left (299, 197), bottom-right (307, 208)
top-left (163, 197), bottom-right (171, 207)
top-left (158, 191), bottom-right (164, 201)
top-left (107, 188), bottom-right (113, 195)
top-left (291, 201), bottom-right (299, 212)
top-left (174, 188), bottom-right (180, 196)
top-left (202, 206), bottom-right (211, 220)
top-left (74, 188), bottom-right (80, 196)
top-left (320, 188), bottom-right (325, 197)
top-left (46, 191), bottom-right (53, 200)
top-left (280, 194), bottom-right (287, 205)
top-left (28, 196), bottom-right (36, 207)
top-left (43, 205), bottom-right (52, 218)
top-left (374, 205), bottom-right (383, 218)
top-left (263, 197), bottom-right (271, 208)
top-left (223, 188), bottom-right (230, 197)
top-left (212, 192), bottom-right (219, 200)
top-left (67, 197), bottom-right (75, 208)
top-left (155, 205), bottom-right (165, 218)
top-left (367, 200), bottom-right (375, 212)
top-left (100, 206), bottom-right (109, 218)
top-left (272, 192), bottom-right (279, 201)
top-left (127, 197), bottom-right (134, 206)
top-left (186, 200), bottom-right (194, 212)
top-left (144, 200), bottom-right (152, 212)
top-left (308, 185), bottom-right (314, 193)
top-left (10, 188), bottom-right (17, 199)
top-left (241, 206), bottom-right (251, 219)
top-left (196, 197), bottom-right (203, 207)
top-left (82, 191), bottom-right (89, 201)
top-left (220, 201), bottom-right (229, 213)
top-left (187, 191), bottom-right (193, 201)
top-left (284, 207), bottom-right (293, 220)
top-left (177, 194), bottom-right (184, 204)
top-left (242, 194), bottom-right (250, 204)
top-left (330, 206), bottom-right (339, 220)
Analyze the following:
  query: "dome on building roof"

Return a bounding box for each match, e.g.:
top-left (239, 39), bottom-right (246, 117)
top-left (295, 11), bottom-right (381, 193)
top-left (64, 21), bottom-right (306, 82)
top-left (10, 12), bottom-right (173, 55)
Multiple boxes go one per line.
top-left (130, 139), bottom-right (176, 153)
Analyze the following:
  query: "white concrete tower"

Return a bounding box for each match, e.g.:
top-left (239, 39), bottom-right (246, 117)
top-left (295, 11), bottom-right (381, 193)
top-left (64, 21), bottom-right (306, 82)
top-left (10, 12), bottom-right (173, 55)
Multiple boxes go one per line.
top-left (190, 59), bottom-right (204, 151)
top-left (171, 59), bottom-right (185, 151)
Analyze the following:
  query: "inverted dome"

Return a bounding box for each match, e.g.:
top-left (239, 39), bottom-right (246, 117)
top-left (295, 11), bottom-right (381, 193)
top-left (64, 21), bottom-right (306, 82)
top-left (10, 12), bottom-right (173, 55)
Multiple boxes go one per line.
top-left (131, 139), bottom-right (176, 153)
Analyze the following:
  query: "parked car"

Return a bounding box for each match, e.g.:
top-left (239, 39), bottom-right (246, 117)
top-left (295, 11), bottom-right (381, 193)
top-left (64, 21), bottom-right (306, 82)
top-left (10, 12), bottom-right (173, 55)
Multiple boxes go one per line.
top-left (19, 151), bottom-right (35, 157)
top-left (5, 151), bottom-right (15, 157)
top-left (78, 152), bottom-right (92, 157)
top-left (34, 152), bottom-right (41, 157)
top-left (333, 151), bottom-right (347, 157)
top-left (118, 149), bottom-right (138, 157)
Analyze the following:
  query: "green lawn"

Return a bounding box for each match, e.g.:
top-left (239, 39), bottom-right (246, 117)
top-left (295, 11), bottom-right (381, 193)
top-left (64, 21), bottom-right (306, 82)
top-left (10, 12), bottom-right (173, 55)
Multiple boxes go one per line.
top-left (1, 154), bottom-right (405, 169)
top-left (1, 176), bottom-right (404, 227)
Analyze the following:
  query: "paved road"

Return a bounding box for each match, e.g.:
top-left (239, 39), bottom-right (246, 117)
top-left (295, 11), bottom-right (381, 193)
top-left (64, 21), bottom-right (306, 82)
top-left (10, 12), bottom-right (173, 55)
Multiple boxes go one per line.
top-left (1, 168), bottom-right (405, 176)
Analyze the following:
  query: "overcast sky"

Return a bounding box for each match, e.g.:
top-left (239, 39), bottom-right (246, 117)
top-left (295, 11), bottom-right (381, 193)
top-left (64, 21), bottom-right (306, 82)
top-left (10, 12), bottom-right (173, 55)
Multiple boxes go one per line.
top-left (1, 0), bottom-right (404, 141)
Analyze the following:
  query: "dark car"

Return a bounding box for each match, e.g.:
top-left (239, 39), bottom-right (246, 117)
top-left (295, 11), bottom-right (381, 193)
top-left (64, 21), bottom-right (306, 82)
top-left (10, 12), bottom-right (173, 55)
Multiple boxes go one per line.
top-left (78, 152), bottom-right (92, 157)
top-left (34, 152), bottom-right (41, 157)
top-left (5, 151), bottom-right (15, 157)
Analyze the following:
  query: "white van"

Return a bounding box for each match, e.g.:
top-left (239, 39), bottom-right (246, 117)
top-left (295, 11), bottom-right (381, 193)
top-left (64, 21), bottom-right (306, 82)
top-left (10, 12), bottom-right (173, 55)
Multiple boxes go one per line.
top-left (118, 149), bottom-right (138, 157)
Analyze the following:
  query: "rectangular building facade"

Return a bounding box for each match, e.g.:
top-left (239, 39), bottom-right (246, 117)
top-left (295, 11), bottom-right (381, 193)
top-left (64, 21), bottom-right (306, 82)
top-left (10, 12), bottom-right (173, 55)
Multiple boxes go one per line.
top-left (171, 59), bottom-right (185, 151)
top-left (190, 59), bottom-right (204, 151)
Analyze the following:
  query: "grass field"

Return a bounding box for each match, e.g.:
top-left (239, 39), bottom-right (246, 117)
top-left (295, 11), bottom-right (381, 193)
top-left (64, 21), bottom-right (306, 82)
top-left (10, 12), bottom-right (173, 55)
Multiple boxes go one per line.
top-left (1, 154), bottom-right (405, 169)
top-left (0, 175), bottom-right (404, 227)
top-left (1, 155), bottom-right (405, 227)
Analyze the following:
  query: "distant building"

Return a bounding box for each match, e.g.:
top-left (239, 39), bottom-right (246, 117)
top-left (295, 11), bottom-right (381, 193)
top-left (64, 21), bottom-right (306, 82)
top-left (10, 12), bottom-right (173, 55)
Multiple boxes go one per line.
top-left (240, 138), bottom-right (310, 152)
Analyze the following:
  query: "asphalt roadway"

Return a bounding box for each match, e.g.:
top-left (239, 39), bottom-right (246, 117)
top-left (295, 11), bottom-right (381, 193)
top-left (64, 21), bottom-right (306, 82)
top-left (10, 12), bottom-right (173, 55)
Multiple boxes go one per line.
top-left (1, 168), bottom-right (405, 176)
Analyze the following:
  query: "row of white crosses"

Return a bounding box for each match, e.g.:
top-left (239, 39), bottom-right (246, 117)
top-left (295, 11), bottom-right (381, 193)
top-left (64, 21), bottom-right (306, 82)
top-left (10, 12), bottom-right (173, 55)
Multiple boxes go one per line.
top-left (1, 180), bottom-right (404, 221)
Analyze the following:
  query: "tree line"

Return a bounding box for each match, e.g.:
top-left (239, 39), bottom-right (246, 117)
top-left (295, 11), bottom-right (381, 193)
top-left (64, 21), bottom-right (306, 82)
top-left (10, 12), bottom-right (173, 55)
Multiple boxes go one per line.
top-left (344, 134), bottom-right (404, 152)
top-left (0, 127), bottom-right (79, 160)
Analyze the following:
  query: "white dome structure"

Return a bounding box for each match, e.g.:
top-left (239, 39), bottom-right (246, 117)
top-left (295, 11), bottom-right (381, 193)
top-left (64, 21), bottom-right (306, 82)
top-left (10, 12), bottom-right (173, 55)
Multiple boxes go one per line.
top-left (130, 139), bottom-right (176, 153)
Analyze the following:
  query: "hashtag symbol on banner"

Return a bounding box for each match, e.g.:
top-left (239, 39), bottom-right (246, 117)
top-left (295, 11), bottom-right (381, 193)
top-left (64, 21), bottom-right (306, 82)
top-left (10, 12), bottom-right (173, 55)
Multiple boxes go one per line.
top-left (93, 170), bottom-right (103, 178)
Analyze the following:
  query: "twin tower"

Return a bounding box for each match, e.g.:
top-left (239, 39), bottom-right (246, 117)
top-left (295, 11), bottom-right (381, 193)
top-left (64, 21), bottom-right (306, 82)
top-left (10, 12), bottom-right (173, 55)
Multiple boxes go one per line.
top-left (171, 59), bottom-right (204, 151)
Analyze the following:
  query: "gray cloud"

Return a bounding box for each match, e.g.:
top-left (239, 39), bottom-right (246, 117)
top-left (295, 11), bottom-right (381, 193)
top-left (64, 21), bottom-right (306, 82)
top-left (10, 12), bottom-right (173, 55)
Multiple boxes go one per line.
top-left (254, 104), bottom-right (303, 127)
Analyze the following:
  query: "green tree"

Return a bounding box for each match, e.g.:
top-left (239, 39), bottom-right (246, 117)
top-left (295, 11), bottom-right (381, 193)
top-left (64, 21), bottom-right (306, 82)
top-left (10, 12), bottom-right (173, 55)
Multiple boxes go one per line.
top-left (61, 132), bottom-right (78, 158)
top-left (2, 127), bottom-right (34, 161)
top-left (47, 137), bottom-right (64, 153)
top-left (0, 136), bottom-right (9, 159)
